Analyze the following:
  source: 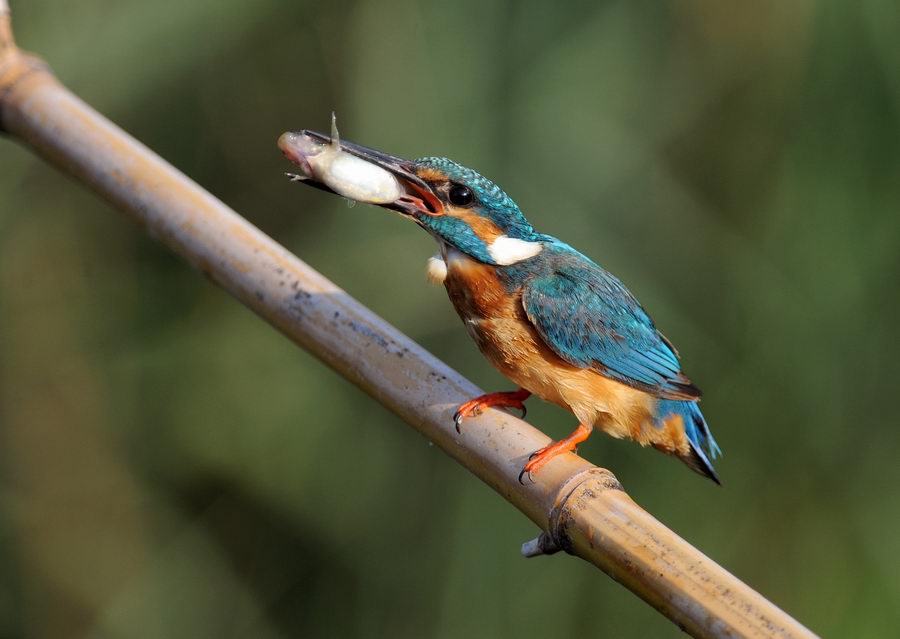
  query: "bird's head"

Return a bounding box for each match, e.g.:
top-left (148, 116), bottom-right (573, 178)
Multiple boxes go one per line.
top-left (281, 130), bottom-right (543, 266)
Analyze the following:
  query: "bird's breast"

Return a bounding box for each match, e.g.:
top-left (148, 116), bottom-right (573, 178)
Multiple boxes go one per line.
top-left (441, 248), bottom-right (516, 321)
top-left (440, 249), bottom-right (567, 400)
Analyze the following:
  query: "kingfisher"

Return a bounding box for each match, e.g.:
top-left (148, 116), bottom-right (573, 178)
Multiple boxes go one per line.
top-left (279, 128), bottom-right (722, 484)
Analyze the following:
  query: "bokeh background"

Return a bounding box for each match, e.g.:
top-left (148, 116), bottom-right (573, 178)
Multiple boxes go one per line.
top-left (2, 0), bottom-right (899, 637)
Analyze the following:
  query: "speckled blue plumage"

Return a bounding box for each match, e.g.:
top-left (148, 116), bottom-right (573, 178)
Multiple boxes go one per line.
top-left (418, 214), bottom-right (496, 264)
top-left (520, 242), bottom-right (695, 398)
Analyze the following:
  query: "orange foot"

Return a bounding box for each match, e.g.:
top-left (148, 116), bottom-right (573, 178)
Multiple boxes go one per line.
top-left (519, 423), bottom-right (593, 484)
top-left (453, 389), bottom-right (532, 433)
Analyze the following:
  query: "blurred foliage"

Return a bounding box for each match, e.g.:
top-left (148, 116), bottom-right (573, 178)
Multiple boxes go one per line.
top-left (1, 0), bottom-right (899, 637)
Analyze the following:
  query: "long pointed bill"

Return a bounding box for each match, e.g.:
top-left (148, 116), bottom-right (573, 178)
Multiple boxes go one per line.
top-left (278, 129), bottom-right (442, 216)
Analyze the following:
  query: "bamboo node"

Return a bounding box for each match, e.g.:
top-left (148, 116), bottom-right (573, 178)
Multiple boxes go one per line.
top-left (522, 467), bottom-right (623, 558)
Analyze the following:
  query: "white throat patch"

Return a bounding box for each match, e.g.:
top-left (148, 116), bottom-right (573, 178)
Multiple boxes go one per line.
top-left (487, 235), bottom-right (543, 265)
top-left (425, 254), bottom-right (448, 284)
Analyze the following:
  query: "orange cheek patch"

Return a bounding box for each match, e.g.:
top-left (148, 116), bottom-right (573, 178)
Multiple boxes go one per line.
top-left (416, 167), bottom-right (448, 182)
top-left (451, 208), bottom-right (504, 244)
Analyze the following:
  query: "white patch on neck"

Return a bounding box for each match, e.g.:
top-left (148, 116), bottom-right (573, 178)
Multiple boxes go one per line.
top-left (487, 235), bottom-right (543, 265)
top-left (425, 254), bottom-right (447, 284)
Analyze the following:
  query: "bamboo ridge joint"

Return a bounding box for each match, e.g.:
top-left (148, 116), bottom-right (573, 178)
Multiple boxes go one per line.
top-left (0, 4), bottom-right (817, 638)
top-left (522, 467), bottom-right (624, 557)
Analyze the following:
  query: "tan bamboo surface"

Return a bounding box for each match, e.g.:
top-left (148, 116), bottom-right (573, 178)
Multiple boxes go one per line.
top-left (0, 4), bottom-right (818, 637)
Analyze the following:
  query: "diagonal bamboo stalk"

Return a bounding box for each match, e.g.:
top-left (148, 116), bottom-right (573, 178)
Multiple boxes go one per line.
top-left (0, 4), bottom-right (818, 638)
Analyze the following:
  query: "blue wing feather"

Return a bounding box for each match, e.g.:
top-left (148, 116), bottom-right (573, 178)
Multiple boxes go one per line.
top-left (521, 247), bottom-right (700, 400)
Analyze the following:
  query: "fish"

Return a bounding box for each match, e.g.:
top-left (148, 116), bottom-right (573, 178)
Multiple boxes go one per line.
top-left (277, 113), bottom-right (402, 204)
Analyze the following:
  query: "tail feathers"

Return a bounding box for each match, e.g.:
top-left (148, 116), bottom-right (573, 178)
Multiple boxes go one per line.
top-left (657, 400), bottom-right (722, 484)
top-left (685, 437), bottom-right (721, 485)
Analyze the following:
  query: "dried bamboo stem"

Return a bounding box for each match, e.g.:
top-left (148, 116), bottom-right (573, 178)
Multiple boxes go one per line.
top-left (0, 5), bottom-right (817, 638)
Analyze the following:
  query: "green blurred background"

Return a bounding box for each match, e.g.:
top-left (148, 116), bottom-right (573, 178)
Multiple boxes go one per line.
top-left (2, 0), bottom-right (899, 637)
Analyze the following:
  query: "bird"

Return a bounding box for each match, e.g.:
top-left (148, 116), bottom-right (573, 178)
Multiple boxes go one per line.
top-left (280, 129), bottom-right (722, 484)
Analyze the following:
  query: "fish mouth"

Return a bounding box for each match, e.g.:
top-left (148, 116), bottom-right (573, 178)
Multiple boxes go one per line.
top-left (280, 129), bottom-right (443, 216)
top-left (277, 131), bottom-right (317, 177)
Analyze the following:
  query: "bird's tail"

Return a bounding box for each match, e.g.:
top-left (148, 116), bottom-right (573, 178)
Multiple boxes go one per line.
top-left (656, 399), bottom-right (722, 484)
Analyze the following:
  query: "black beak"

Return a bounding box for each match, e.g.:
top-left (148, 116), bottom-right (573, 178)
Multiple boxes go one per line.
top-left (296, 130), bottom-right (442, 216)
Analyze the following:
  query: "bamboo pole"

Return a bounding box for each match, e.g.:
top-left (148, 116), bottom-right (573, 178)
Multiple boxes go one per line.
top-left (0, 5), bottom-right (817, 638)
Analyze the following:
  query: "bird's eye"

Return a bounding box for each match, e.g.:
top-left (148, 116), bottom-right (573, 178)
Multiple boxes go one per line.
top-left (448, 184), bottom-right (474, 206)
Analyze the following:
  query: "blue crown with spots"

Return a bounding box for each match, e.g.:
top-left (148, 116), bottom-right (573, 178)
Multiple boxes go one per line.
top-left (416, 157), bottom-right (534, 238)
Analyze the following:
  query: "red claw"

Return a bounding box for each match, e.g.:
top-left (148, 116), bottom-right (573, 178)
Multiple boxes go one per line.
top-left (518, 423), bottom-right (593, 484)
top-left (453, 389), bottom-right (531, 432)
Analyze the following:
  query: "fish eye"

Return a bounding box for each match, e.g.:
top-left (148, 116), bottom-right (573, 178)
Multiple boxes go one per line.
top-left (448, 184), bottom-right (474, 206)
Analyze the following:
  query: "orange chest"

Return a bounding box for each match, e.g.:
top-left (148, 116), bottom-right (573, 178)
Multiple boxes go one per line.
top-left (442, 250), bottom-right (521, 320)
